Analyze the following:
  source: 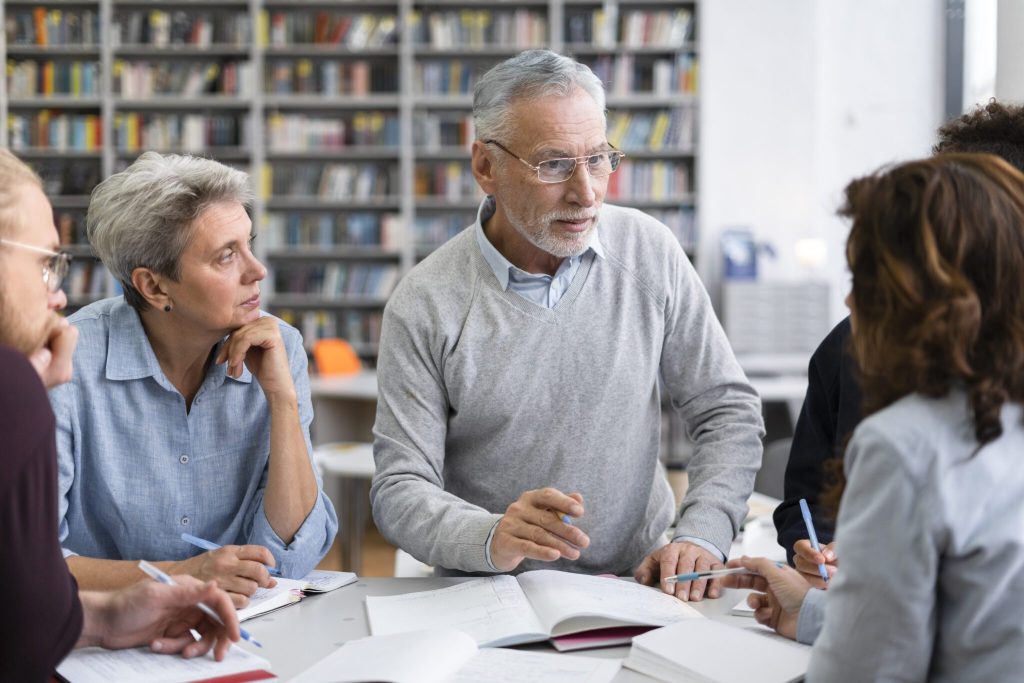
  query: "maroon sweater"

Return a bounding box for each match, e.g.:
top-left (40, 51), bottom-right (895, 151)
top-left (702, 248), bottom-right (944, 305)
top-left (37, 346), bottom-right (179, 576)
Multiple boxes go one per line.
top-left (0, 345), bottom-right (83, 681)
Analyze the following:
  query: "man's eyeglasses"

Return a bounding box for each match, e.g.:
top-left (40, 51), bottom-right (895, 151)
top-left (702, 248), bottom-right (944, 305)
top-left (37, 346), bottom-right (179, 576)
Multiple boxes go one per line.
top-left (485, 140), bottom-right (626, 184)
top-left (0, 238), bottom-right (73, 293)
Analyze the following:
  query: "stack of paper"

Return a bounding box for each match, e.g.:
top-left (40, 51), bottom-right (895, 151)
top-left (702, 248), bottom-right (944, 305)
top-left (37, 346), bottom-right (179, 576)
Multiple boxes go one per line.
top-left (622, 619), bottom-right (811, 683)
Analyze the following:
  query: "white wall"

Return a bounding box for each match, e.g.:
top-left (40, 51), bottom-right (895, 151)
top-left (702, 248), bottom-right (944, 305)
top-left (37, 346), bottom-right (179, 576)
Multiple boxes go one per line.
top-left (996, 0), bottom-right (1024, 102)
top-left (699, 0), bottom-right (946, 325)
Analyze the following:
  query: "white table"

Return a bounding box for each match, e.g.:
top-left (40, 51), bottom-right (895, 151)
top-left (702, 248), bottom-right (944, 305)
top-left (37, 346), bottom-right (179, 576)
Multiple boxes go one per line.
top-left (239, 577), bottom-right (782, 682)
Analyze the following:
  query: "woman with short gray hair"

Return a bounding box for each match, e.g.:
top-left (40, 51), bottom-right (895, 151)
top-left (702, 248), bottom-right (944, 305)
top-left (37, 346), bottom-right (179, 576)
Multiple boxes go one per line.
top-left (50, 153), bottom-right (338, 607)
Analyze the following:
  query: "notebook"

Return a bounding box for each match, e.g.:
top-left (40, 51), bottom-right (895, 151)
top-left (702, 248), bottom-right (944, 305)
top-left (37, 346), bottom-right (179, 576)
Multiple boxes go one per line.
top-left (622, 619), bottom-right (811, 683)
top-left (237, 570), bottom-right (357, 621)
top-left (365, 569), bottom-right (702, 648)
top-left (56, 644), bottom-right (275, 683)
top-left (300, 569), bottom-right (358, 593)
top-left (289, 628), bottom-right (620, 683)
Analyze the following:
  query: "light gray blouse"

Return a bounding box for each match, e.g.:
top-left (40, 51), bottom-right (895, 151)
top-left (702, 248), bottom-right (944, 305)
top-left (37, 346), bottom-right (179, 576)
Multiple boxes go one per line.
top-left (799, 389), bottom-right (1024, 682)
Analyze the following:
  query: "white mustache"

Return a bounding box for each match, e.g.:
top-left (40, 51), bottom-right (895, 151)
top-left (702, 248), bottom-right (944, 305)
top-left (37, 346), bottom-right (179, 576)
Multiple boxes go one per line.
top-left (550, 213), bottom-right (596, 222)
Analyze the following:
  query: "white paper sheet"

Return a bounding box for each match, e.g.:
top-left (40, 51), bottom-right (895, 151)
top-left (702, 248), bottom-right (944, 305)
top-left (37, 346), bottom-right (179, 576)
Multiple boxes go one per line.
top-left (290, 628), bottom-right (475, 683)
top-left (290, 628), bottom-right (620, 683)
top-left (449, 648), bottom-right (620, 683)
top-left (56, 644), bottom-right (271, 683)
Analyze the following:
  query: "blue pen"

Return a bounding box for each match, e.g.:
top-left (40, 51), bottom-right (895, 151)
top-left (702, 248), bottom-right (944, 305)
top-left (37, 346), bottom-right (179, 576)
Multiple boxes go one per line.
top-left (561, 515), bottom-right (573, 525)
top-left (665, 562), bottom-right (786, 583)
top-left (799, 498), bottom-right (830, 584)
top-left (137, 560), bottom-right (263, 648)
top-left (181, 533), bottom-right (281, 577)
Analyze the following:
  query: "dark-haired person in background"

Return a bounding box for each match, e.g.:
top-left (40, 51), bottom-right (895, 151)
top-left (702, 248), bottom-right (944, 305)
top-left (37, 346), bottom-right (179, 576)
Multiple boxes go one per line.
top-left (0, 149), bottom-right (239, 682)
top-left (732, 152), bottom-right (1024, 681)
top-left (773, 100), bottom-right (1024, 583)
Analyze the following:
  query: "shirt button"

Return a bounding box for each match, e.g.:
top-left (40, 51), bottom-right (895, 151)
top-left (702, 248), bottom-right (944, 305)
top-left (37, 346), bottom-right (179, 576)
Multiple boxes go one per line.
top-left (181, 516), bottom-right (190, 525)
top-left (180, 454), bottom-right (189, 464)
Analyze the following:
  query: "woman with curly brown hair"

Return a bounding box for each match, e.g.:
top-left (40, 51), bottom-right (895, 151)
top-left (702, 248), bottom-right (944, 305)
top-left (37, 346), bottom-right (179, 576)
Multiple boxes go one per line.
top-left (728, 153), bottom-right (1024, 682)
top-left (775, 100), bottom-right (1024, 583)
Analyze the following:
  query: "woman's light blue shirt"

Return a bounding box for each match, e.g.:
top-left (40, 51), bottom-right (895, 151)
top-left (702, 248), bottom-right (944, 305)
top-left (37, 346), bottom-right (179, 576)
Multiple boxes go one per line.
top-left (50, 297), bottom-right (338, 578)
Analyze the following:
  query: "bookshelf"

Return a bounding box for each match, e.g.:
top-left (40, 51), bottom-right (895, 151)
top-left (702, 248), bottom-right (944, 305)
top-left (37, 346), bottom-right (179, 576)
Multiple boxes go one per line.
top-left (2, 0), bottom-right (699, 362)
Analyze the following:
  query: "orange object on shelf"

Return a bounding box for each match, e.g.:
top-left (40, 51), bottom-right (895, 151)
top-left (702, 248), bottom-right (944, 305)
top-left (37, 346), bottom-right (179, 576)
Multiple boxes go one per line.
top-left (313, 338), bottom-right (362, 375)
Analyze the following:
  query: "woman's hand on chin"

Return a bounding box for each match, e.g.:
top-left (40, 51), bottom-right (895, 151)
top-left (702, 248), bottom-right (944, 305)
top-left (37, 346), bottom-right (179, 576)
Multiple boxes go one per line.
top-left (216, 317), bottom-right (296, 401)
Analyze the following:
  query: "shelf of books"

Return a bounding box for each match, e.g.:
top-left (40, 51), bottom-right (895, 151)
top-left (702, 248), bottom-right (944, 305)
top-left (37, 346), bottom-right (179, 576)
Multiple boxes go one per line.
top-left (2, 0), bottom-right (699, 361)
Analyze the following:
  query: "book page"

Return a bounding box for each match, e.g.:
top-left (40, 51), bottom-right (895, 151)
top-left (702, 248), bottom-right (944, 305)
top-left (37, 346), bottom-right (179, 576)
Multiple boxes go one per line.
top-left (517, 570), bottom-right (702, 637)
top-left (56, 644), bottom-right (270, 683)
top-left (365, 576), bottom-right (548, 647)
top-left (237, 578), bottom-right (304, 621)
top-left (450, 648), bottom-right (620, 683)
top-left (290, 628), bottom-right (476, 683)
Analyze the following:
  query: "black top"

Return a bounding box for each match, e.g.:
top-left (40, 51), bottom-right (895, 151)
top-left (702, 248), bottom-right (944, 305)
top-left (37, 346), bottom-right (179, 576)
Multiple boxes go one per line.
top-left (773, 317), bottom-right (864, 563)
top-left (0, 345), bottom-right (83, 682)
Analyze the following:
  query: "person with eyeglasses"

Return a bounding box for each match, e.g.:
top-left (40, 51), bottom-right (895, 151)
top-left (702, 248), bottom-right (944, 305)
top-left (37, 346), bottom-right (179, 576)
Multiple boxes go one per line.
top-left (0, 149), bottom-right (241, 682)
top-left (370, 50), bottom-right (763, 599)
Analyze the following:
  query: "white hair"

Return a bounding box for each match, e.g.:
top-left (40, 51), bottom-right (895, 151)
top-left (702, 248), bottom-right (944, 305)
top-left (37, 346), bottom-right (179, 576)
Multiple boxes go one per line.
top-left (87, 152), bottom-right (253, 311)
top-left (473, 50), bottom-right (607, 144)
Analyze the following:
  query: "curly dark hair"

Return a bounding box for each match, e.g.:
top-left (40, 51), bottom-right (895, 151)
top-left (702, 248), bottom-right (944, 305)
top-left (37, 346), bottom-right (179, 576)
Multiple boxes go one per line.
top-left (934, 100), bottom-right (1024, 172)
top-left (824, 153), bottom-right (1024, 512)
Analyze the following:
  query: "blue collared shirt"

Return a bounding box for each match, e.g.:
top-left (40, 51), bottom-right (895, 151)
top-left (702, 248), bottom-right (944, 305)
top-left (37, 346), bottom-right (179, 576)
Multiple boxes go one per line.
top-left (50, 297), bottom-right (338, 578)
top-left (473, 196), bottom-right (605, 309)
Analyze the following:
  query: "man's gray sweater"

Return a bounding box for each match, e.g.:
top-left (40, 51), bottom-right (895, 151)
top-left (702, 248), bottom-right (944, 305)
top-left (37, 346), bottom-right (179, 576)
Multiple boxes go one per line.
top-left (370, 203), bottom-right (764, 575)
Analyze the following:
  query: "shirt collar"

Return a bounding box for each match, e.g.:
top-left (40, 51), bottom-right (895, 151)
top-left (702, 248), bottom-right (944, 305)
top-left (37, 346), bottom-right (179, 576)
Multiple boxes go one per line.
top-left (473, 196), bottom-right (605, 290)
top-left (105, 300), bottom-right (252, 385)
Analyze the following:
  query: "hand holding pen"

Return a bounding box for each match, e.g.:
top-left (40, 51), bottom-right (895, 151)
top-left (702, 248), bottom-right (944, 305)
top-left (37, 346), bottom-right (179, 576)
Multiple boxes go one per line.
top-left (167, 535), bottom-right (278, 608)
top-left (182, 533), bottom-right (281, 577)
top-left (797, 498), bottom-right (835, 587)
top-left (719, 556), bottom-right (811, 641)
top-left (76, 568), bottom-right (241, 658)
top-left (490, 488), bottom-right (589, 572)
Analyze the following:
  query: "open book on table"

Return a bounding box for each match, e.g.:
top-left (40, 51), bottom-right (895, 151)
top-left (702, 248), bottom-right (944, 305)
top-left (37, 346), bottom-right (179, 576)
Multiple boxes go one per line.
top-left (290, 628), bottom-right (620, 683)
top-left (238, 569), bottom-right (357, 621)
top-left (365, 569), bottom-right (702, 648)
top-left (623, 619), bottom-right (811, 683)
top-left (56, 643), bottom-right (275, 683)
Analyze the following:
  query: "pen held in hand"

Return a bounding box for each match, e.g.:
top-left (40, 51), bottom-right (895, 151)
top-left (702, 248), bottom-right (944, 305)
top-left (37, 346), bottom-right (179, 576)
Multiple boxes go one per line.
top-left (664, 563), bottom-right (785, 584)
top-left (137, 560), bottom-right (263, 648)
top-left (799, 498), bottom-right (831, 584)
top-left (180, 532), bottom-right (281, 577)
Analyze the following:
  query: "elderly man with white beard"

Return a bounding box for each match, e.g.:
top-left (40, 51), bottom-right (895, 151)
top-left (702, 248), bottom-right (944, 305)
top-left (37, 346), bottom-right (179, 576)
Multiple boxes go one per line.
top-left (370, 50), bottom-right (764, 602)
